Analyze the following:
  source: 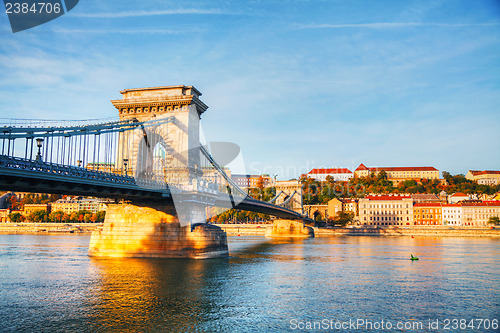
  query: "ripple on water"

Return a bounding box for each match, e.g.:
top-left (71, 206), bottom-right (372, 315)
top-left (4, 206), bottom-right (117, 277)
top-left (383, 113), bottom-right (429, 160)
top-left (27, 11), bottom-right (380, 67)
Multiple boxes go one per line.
top-left (0, 234), bottom-right (498, 332)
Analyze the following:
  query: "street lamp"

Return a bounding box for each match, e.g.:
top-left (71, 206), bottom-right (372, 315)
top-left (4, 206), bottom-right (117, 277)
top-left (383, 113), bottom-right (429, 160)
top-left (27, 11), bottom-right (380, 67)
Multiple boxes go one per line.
top-left (123, 158), bottom-right (128, 175)
top-left (35, 138), bottom-right (44, 161)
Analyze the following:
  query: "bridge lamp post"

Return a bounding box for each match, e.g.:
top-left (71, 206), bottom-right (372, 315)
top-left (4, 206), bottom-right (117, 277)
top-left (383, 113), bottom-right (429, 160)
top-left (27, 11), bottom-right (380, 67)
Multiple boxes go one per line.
top-left (35, 138), bottom-right (44, 161)
top-left (123, 159), bottom-right (128, 176)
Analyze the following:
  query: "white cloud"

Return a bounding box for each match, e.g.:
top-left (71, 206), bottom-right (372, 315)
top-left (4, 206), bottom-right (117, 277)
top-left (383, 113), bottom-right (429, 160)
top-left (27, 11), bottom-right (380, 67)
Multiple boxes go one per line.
top-left (50, 29), bottom-right (200, 34)
top-left (294, 22), bottom-right (500, 29)
top-left (73, 8), bottom-right (234, 18)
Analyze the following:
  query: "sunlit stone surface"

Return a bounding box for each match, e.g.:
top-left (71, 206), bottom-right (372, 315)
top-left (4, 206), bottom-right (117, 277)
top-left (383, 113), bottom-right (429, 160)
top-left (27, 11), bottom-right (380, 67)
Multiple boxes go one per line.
top-left (89, 204), bottom-right (228, 259)
top-left (265, 219), bottom-right (314, 238)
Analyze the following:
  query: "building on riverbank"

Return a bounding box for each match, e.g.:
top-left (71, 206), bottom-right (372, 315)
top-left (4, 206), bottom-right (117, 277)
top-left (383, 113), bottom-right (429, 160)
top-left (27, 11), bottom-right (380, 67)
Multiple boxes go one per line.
top-left (461, 201), bottom-right (500, 227)
top-left (328, 198), bottom-right (359, 218)
top-left (442, 204), bottom-right (462, 226)
top-left (413, 203), bottom-right (443, 226)
top-left (359, 195), bottom-right (414, 226)
top-left (51, 198), bottom-right (108, 214)
top-left (0, 209), bottom-right (9, 222)
top-left (23, 204), bottom-right (51, 216)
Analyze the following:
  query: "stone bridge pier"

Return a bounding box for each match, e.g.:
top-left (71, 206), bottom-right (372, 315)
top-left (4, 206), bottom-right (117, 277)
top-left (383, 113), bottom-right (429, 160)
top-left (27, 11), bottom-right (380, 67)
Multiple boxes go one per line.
top-left (89, 204), bottom-right (228, 259)
top-left (265, 219), bottom-right (314, 238)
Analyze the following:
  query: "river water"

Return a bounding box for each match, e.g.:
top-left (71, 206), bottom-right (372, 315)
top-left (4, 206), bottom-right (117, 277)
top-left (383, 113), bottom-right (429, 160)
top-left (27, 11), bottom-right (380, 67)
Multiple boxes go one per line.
top-left (0, 234), bottom-right (498, 332)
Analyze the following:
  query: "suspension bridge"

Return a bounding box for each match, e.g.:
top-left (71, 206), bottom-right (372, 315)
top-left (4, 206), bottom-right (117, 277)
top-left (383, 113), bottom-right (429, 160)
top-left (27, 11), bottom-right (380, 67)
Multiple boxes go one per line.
top-left (0, 86), bottom-right (306, 227)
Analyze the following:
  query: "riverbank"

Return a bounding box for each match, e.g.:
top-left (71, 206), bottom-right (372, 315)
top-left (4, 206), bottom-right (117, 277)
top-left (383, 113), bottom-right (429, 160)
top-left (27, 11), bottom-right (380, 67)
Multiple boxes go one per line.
top-left (1, 223), bottom-right (499, 237)
top-left (0, 223), bottom-right (101, 234)
top-left (214, 224), bottom-right (500, 237)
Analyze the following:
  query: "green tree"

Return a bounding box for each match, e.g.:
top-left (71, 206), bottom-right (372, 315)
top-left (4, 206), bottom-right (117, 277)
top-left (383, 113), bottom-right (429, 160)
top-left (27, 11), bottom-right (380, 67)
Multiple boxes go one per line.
top-left (49, 210), bottom-right (68, 223)
top-left (488, 216), bottom-right (500, 226)
top-left (96, 211), bottom-right (106, 222)
top-left (69, 212), bottom-right (79, 222)
top-left (377, 170), bottom-right (388, 181)
top-left (27, 210), bottom-right (49, 222)
top-left (328, 211), bottom-right (353, 227)
top-left (8, 212), bottom-right (24, 222)
top-left (84, 213), bottom-right (92, 222)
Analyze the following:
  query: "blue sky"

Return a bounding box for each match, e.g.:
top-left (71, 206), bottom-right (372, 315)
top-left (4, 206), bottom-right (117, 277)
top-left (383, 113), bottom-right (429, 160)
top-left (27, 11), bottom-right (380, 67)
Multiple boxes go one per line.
top-left (0, 0), bottom-right (499, 179)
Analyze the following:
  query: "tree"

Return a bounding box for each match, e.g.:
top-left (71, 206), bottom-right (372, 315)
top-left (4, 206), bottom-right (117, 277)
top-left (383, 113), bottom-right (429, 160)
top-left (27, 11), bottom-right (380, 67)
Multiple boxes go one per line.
top-left (27, 210), bottom-right (48, 222)
top-left (328, 211), bottom-right (354, 227)
top-left (7, 195), bottom-right (21, 210)
top-left (8, 212), bottom-right (24, 222)
top-left (69, 212), bottom-right (79, 222)
top-left (256, 176), bottom-right (264, 191)
top-left (84, 213), bottom-right (92, 222)
top-left (96, 211), bottom-right (106, 222)
top-left (377, 170), bottom-right (388, 181)
top-left (488, 216), bottom-right (500, 226)
top-left (49, 210), bottom-right (68, 223)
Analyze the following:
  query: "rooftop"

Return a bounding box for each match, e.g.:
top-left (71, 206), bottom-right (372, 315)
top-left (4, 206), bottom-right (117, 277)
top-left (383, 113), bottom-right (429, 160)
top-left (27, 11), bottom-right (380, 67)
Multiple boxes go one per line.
top-left (308, 168), bottom-right (352, 174)
top-left (365, 195), bottom-right (412, 201)
top-left (469, 170), bottom-right (500, 176)
top-left (451, 192), bottom-right (468, 197)
top-left (355, 164), bottom-right (438, 172)
top-left (414, 202), bottom-right (443, 207)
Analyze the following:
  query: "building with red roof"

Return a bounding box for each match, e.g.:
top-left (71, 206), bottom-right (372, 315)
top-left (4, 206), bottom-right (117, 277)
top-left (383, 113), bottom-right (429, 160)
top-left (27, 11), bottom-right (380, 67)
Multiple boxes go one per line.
top-left (359, 194), bottom-right (414, 227)
top-left (466, 170), bottom-right (500, 186)
top-left (413, 202), bottom-right (443, 226)
top-left (461, 201), bottom-right (500, 227)
top-left (449, 192), bottom-right (470, 204)
top-left (307, 168), bottom-right (353, 182)
top-left (442, 204), bottom-right (463, 226)
top-left (354, 163), bottom-right (440, 185)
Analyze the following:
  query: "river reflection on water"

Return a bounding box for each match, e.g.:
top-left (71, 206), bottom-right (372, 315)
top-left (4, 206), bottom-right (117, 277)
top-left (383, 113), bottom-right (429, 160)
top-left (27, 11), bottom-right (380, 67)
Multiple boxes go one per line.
top-left (0, 234), bottom-right (498, 332)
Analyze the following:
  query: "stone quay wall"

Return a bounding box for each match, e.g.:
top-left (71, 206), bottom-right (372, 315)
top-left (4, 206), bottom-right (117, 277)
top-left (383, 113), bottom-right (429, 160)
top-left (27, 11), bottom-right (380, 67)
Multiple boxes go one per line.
top-left (215, 224), bottom-right (500, 238)
top-left (0, 223), bottom-right (99, 234)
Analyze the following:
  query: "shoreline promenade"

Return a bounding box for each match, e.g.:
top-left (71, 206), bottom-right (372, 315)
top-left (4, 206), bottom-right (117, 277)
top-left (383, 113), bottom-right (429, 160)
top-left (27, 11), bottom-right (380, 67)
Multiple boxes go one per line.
top-left (1, 223), bottom-right (499, 238)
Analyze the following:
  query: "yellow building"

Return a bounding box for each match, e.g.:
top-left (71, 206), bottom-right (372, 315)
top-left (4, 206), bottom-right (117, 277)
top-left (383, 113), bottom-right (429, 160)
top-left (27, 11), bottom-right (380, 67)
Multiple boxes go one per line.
top-left (51, 198), bottom-right (108, 214)
top-left (328, 198), bottom-right (359, 218)
top-left (23, 204), bottom-right (51, 216)
top-left (354, 163), bottom-right (439, 184)
top-left (51, 199), bottom-right (79, 214)
top-left (466, 170), bottom-right (500, 186)
top-left (413, 203), bottom-right (443, 226)
top-left (85, 162), bottom-right (117, 173)
top-left (0, 209), bottom-right (9, 222)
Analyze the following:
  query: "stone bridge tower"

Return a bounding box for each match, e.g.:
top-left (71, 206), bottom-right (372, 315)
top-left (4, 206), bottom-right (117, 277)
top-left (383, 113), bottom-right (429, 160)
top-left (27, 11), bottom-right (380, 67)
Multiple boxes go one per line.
top-left (275, 180), bottom-right (303, 214)
top-left (111, 85), bottom-right (208, 182)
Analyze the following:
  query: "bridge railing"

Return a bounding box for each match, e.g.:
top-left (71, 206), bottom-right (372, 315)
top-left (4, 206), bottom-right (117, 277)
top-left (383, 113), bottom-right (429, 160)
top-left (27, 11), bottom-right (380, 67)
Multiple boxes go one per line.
top-left (0, 117), bottom-right (119, 128)
top-left (0, 155), bottom-right (137, 185)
